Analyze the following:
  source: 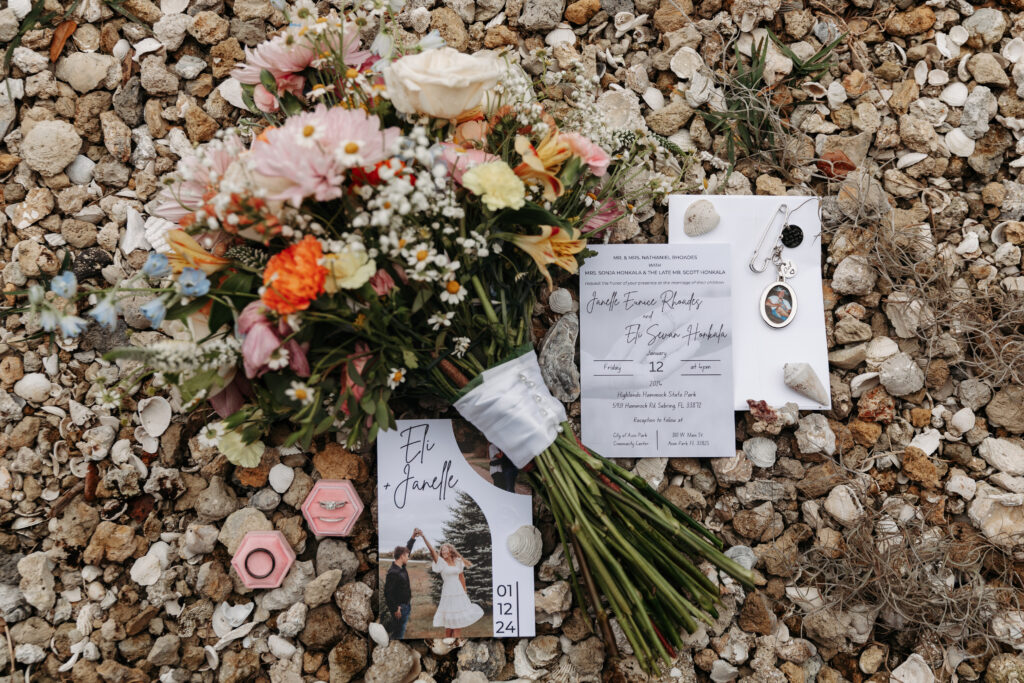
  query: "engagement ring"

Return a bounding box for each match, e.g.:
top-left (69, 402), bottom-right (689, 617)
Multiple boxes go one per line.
top-left (318, 500), bottom-right (348, 511)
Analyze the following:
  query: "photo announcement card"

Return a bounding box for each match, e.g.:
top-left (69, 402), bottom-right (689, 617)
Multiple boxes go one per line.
top-left (377, 420), bottom-right (536, 640)
top-left (580, 244), bottom-right (734, 458)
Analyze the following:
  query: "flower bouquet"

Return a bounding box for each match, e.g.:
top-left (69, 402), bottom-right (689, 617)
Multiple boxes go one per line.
top-left (22, 1), bottom-right (753, 671)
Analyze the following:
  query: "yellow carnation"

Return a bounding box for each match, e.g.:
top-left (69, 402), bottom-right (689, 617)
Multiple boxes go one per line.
top-left (462, 161), bottom-right (526, 211)
top-left (323, 248), bottom-right (376, 294)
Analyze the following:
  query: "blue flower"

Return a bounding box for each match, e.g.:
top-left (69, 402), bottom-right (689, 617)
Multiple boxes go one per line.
top-left (50, 271), bottom-right (78, 299)
top-left (417, 30), bottom-right (446, 52)
top-left (38, 308), bottom-right (60, 332)
top-left (178, 268), bottom-right (210, 297)
top-left (88, 297), bottom-right (119, 330)
top-left (59, 315), bottom-right (89, 338)
top-left (141, 298), bottom-right (166, 328)
top-left (142, 253), bottom-right (171, 279)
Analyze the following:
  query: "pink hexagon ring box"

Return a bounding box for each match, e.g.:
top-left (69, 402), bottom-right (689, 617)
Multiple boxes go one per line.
top-left (231, 531), bottom-right (295, 589)
top-left (301, 480), bottom-right (364, 536)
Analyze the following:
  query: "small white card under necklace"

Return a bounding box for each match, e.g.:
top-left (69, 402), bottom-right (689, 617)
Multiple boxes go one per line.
top-left (580, 244), bottom-right (734, 458)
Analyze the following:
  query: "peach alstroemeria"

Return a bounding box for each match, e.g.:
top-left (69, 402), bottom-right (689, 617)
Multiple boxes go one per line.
top-left (510, 225), bottom-right (586, 289)
top-left (167, 230), bottom-right (231, 275)
top-left (514, 132), bottom-right (572, 202)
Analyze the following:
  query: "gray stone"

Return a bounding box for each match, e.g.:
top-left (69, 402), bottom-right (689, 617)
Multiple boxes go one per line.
top-left (112, 77), bottom-right (145, 127)
top-left (17, 553), bottom-right (55, 612)
top-left (968, 53), bottom-right (1010, 88)
top-left (217, 507), bottom-right (271, 554)
top-left (147, 634), bottom-right (181, 666)
top-left (0, 8), bottom-right (18, 42)
top-left (261, 561), bottom-right (316, 612)
top-left (986, 385), bottom-right (1024, 433)
top-left (335, 581), bottom-right (373, 631)
top-left (195, 477), bottom-right (240, 521)
top-left (365, 641), bottom-right (418, 683)
top-left (830, 255), bottom-right (877, 296)
top-left (250, 487), bottom-right (281, 511)
top-left (316, 539), bottom-right (360, 583)
top-left (277, 602), bottom-right (308, 638)
top-left (539, 312), bottom-right (580, 402)
top-left (11, 47), bottom-right (47, 74)
top-left (457, 640), bottom-right (506, 679)
top-left (174, 55), bottom-right (208, 80)
top-left (305, 569), bottom-right (342, 608)
top-left (963, 8), bottom-right (1007, 47)
top-left (600, 0), bottom-right (632, 14)
top-left (962, 85), bottom-right (998, 140)
top-left (20, 121), bottom-right (82, 176)
top-left (878, 352), bottom-right (925, 396)
top-left (518, 0), bottom-right (564, 31)
top-left (153, 13), bottom-right (190, 50)
top-left (140, 56), bottom-right (180, 96)
top-left (969, 126), bottom-right (1013, 177)
top-left (55, 53), bottom-right (117, 93)
top-left (795, 414), bottom-right (836, 456)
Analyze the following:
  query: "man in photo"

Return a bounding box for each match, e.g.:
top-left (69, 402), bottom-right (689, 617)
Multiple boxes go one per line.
top-left (488, 443), bottom-right (518, 492)
top-left (384, 528), bottom-right (421, 639)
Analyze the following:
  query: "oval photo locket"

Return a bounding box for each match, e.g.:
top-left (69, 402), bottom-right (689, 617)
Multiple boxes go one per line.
top-left (760, 280), bottom-right (797, 328)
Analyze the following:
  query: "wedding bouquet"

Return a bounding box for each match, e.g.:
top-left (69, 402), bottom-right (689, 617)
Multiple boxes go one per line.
top-left (21, 1), bottom-right (752, 671)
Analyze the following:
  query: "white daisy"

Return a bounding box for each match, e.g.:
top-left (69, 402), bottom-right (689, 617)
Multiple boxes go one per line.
top-left (197, 422), bottom-right (226, 449)
top-left (440, 278), bottom-right (468, 304)
top-left (286, 381), bottom-right (314, 405)
top-left (295, 121), bottom-right (325, 149)
top-left (267, 346), bottom-right (290, 370)
top-left (453, 336), bottom-right (471, 358)
top-left (387, 367), bottom-right (406, 389)
top-left (428, 311), bottom-right (455, 331)
top-left (335, 140), bottom-right (365, 168)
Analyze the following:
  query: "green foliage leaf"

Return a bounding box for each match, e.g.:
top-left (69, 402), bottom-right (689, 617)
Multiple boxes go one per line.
top-left (259, 68), bottom-right (277, 93)
top-left (402, 349), bottom-right (418, 369)
top-left (500, 202), bottom-right (570, 229)
top-left (165, 297), bottom-right (208, 322)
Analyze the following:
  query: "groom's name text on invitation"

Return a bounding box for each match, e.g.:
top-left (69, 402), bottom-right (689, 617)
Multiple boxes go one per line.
top-left (387, 423), bottom-right (459, 509)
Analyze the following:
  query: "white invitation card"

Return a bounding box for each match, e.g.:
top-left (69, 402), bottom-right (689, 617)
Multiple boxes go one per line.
top-left (580, 244), bottom-right (734, 458)
top-left (668, 195), bottom-right (831, 410)
top-left (377, 420), bottom-right (535, 640)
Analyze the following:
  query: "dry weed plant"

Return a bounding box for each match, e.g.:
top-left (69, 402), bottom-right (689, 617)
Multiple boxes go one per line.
top-left (825, 171), bottom-right (1024, 387)
top-left (796, 503), bottom-right (1024, 659)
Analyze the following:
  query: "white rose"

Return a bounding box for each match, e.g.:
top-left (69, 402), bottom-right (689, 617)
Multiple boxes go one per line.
top-left (383, 47), bottom-right (502, 120)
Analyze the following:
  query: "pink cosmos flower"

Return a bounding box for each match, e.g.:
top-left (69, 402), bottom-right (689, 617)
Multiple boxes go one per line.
top-left (253, 84), bottom-right (280, 113)
top-left (153, 134), bottom-right (248, 223)
top-left (369, 269), bottom-right (395, 296)
top-left (238, 301), bottom-right (311, 379)
top-left (250, 105), bottom-right (400, 207)
top-left (439, 143), bottom-right (499, 185)
top-left (231, 32), bottom-right (318, 85)
top-left (560, 132), bottom-right (611, 177)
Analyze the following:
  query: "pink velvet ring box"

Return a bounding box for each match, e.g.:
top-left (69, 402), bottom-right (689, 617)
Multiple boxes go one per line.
top-left (301, 480), bottom-right (364, 537)
top-left (231, 531), bottom-right (296, 589)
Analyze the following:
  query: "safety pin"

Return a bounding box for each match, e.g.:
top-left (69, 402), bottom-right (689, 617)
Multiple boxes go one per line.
top-left (749, 204), bottom-right (789, 273)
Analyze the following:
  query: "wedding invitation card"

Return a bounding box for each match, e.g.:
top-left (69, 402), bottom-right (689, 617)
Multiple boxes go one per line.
top-left (377, 420), bottom-right (535, 640)
top-left (580, 244), bottom-right (735, 458)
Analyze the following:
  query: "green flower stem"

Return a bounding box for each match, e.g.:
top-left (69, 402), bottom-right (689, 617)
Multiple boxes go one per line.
top-left (470, 275), bottom-right (500, 326)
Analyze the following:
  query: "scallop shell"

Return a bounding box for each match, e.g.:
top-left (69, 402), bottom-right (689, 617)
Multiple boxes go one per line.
top-left (138, 396), bottom-right (171, 437)
top-left (783, 362), bottom-right (829, 405)
top-left (545, 23), bottom-right (575, 48)
top-left (946, 128), bottom-right (975, 157)
top-left (928, 69), bottom-right (949, 86)
top-left (507, 525), bottom-right (543, 566)
top-left (939, 81), bottom-right (968, 107)
top-left (683, 199), bottom-right (720, 237)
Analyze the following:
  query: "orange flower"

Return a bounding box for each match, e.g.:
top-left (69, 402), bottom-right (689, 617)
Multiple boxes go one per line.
top-left (261, 235), bottom-right (327, 314)
top-left (510, 225), bottom-right (586, 288)
top-left (513, 131), bottom-right (572, 202)
top-left (167, 230), bottom-right (231, 274)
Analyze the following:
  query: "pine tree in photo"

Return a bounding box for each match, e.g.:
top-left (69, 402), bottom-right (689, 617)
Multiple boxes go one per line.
top-left (429, 491), bottom-right (492, 607)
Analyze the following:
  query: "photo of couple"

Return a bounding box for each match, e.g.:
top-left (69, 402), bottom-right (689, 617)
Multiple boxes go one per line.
top-left (383, 527), bottom-right (486, 639)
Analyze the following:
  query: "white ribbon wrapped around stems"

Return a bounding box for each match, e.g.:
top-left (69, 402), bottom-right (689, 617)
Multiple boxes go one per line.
top-left (453, 350), bottom-right (567, 469)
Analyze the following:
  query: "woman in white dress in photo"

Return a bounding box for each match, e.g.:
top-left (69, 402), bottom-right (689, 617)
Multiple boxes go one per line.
top-left (420, 536), bottom-right (485, 637)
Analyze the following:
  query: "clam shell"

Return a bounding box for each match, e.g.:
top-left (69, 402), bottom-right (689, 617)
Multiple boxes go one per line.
top-left (928, 69), bottom-right (949, 86)
top-left (897, 152), bottom-right (928, 169)
top-left (1004, 37), bottom-right (1024, 64)
top-left (545, 24), bottom-right (575, 47)
top-left (949, 25), bottom-right (969, 46)
top-left (507, 525), bottom-right (543, 566)
top-left (913, 60), bottom-right (928, 86)
top-left (802, 81), bottom-right (827, 98)
top-left (939, 81), bottom-right (968, 107)
top-left (642, 86), bottom-right (664, 110)
top-left (143, 216), bottom-right (177, 254)
top-left (269, 464), bottom-right (294, 493)
top-left (991, 221), bottom-right (1013, 245)
top-left (946, 128), bottom-right (975, 157)
top-left (670, 47), bottom-right (706, 81)
top-left (138, 396), bottom-right (171, 437)
top-left (134, 426), bottom-right (159, 454)
top-left (683, 199), bottom-right (720, 237)
top-left (783, 362), bottom-right (829, 405)
top-left (957, 54), bottom-right (971, 82)
top-left (368, 623), bottom-right (389, 647)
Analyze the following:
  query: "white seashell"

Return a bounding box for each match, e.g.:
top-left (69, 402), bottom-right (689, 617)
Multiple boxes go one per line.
top-left (9, 0), bottom-right (32, 19)
top-left (268, 464), bottom-right (294, 494)
top-left (642, 86), bottom-right (664, 111)
top-left (507, 525), bottom-right (543, 566)
top-left (130, 541), bottom-right (169, 586)
top-left (991, 221), bottom-right (1015, 246)
top-left (949, 407), bottom-right (976, 437)
top-left (783, 362), bottom-right (829, 405)
top-left (956, 231), bottom-right (980, 255)
top-left (742, 437), bottom-right (777, 468)
top-left (161, 0), bottom-right (189, 12)
top-left (429, 638), bottom-right (463, 655)
top-left (134, 426), bottom-right (159, 454)
top-left (914, 61), bottom-right (928, 86)
top-left (670, 47), bottom-right (706, 81)
top-left (544, 23), bottom-right (575, 48)
top-left (897, 152), bottom-right (928, 169)
top-left (939, 81), bottom-right (968, 107)
top-left (613, 11), bottom-right (646, 35)
top-left (802, 81), bottom-right (826, 98)
top-left (936, 33), bottom-right (954, 60)
top-left (138, 396), bottom-right (171, 437)
top-left (958, 54), bottom-right (971, 82)
top-left (683, 199), bottom-right (720, 237)
top-left (946, 128), bottom-right (975, 157)
top-left (949, 25), bottom-right (969, 46)
top-left (1004, 37), bottom-right (1024, 64)
top-left (369, 622), bottom-right (389, 647)
top-left (596, 88), bottom-right (643, 131)
top-left (132, 38), bottom-right (163, 62)
top-left (203, 646), bottom-right (218, 670)
top-left (928, 69), bottom-right (949, 86)
top-left (113, 39), bottom-right (131, 62)
top-left (212, 602), bottom-right (254, 638)
top-left (144, 216), bottom-right (176, 254)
